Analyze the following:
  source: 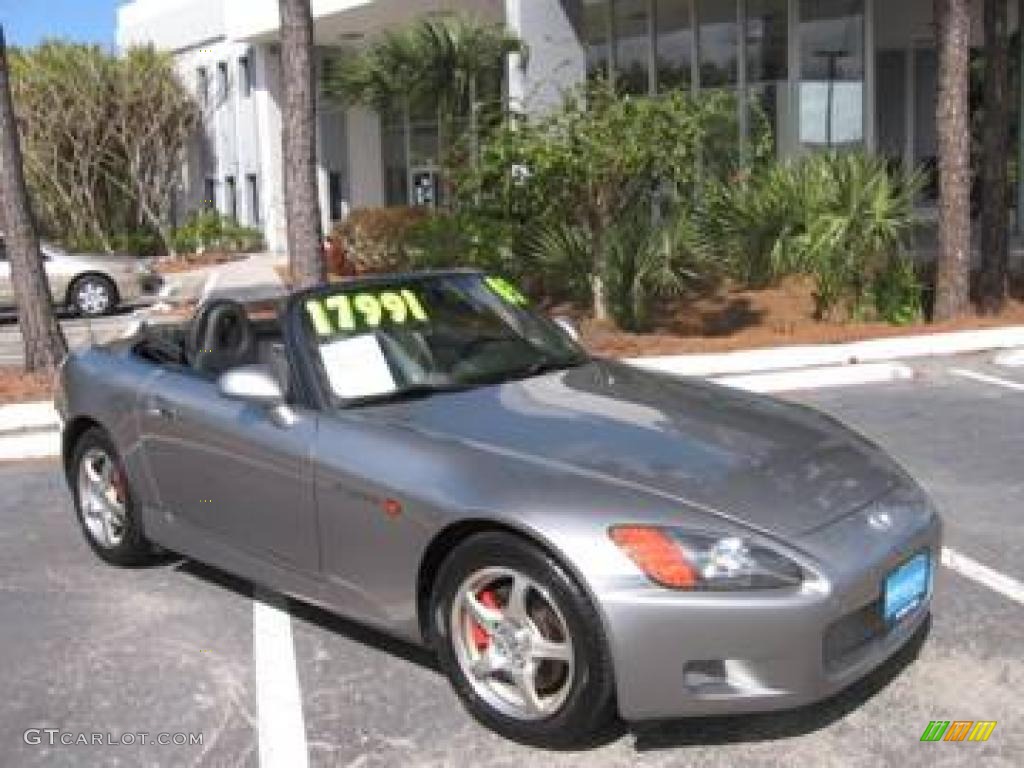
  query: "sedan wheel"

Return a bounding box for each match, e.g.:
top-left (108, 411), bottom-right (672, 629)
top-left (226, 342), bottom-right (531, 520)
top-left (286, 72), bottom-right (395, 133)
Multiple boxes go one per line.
top-left (72, 276), bottom-right (116, 316)
top-left (430, 532), bottom-right (616, 748)
top-left (71, 427), bottom-right (154, 565)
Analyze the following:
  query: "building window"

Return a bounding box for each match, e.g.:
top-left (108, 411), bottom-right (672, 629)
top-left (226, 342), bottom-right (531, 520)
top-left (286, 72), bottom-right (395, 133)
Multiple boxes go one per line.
top-left (799, 0), bottom-right (865, 148)
top-left (217, 61), bottom-right (229, 99)
top-left (381, 109), bottom-right (409, 206)
top-left (747, 0), bottom-right (790, 155)
top-left (203, 178), bottom-right (217, 211)
top-left (225, 176), bottom-right (237, 221)
top-left (247, 174), bottom-right (260, 224)
top-left (584, 1), bottom-right (612, 84)
top-left (614, 0), bottom-right (652, 95)
top-left (239, 55), bottom-right (252, 98)
top-left (655, 0), bottom-right (693, 92)
top-left (697, 0), bottom-right (739, 89)
top-left (196, 67), bottom-right (209, 106)
top-left (329, 172), bottom-right (345, 222)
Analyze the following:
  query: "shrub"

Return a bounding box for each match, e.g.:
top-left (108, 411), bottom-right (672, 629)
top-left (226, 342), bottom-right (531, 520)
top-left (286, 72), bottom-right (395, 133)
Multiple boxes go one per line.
top-left (171, 211), bottom-right (264, 255)
top-left (331, 207), bottom-right (429, 273)
top-left (699, 152), bottom-right (922, 322)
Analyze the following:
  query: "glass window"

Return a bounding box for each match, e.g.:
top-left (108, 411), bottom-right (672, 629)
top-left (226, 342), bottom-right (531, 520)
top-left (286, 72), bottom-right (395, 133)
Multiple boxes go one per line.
top-left (799, 0), bottom-right (864, 148)
top-left (225, 176), bottom-right (237, 221)
top-left (746, 0), bottom-right (789, 155)
top-left (655, 0), bottom-right (693, 92)
top-left (584, 1), bottom-right (612, 83)
top-left (217, 61), bottom-right (229, 98)
top-left (239, 55), bottom-right (252, 98)
top-left (614, 0), bottom-right (652, 95)
top-left (697, 0), bottom-right (739, 89)
top-left (196, 67), bottom-right (208, 106)
top-left (246, 174), bottom-right (260, 225)
top-left (381, 109), bottom-right (408, 207)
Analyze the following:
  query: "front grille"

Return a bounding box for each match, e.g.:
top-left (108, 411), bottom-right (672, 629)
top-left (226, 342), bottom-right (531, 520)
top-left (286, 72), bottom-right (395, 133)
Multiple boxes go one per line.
top-left (823, 599), bottom-right (888, 673)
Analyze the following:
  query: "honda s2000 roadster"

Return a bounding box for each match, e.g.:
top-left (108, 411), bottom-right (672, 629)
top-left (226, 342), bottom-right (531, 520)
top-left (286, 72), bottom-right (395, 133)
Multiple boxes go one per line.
top-left (57, 270), bottom-right (940, 747)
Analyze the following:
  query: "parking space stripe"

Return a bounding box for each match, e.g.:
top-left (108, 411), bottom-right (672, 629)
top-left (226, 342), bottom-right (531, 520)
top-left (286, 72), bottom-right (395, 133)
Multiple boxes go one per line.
top-left (941, 547), bottom-right (1024, 606)
top-left (950, 368), bottom-right (1024, 392)
top-left (253, 589), bottom-right (309, 768)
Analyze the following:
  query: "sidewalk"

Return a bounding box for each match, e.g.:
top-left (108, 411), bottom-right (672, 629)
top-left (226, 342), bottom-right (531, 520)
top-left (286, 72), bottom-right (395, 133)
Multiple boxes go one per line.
top-left (199, 251), bottom-right (288, 304)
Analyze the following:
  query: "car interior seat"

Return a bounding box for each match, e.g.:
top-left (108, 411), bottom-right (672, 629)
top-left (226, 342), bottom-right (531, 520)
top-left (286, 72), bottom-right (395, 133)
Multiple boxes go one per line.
top-left (187, 299), bottom-right (258, 377)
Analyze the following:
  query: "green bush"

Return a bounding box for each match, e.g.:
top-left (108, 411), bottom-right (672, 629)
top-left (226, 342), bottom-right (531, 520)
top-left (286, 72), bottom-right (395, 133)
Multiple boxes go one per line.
top-left (172, 211), bottom-right (265, 255)
top-left (698, 152), bottom-right (923, 322)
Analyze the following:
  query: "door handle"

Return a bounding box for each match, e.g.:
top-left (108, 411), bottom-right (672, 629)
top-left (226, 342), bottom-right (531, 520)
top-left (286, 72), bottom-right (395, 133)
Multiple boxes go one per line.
top-left (145, 401), bottom-right (178, 420)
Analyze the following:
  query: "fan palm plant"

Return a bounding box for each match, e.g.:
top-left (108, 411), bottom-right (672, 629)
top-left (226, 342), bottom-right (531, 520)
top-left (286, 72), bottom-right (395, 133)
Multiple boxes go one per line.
top-left (323, 15), bottom-right (524, 172)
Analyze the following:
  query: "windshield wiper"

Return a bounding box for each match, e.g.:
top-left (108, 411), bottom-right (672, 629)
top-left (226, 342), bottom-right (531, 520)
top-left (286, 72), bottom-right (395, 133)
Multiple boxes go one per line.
top-left (505, 354), bottom-right (590, 381)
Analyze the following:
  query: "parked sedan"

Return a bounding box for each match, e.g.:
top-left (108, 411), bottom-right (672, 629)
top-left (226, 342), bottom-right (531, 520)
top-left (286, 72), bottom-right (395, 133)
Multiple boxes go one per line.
top-left (0, 236), bottom-right (163, 317)
top-left (56, 271), bottom-right (940, 747)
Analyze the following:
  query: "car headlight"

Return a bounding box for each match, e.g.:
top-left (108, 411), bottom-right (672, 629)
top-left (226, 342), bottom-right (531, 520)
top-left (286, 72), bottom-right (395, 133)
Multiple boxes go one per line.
top-left (609, 525), bottom-right (803, 591)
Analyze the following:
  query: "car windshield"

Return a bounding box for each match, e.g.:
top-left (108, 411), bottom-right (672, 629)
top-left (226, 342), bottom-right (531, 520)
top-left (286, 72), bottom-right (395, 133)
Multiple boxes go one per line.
top-left (300, 273), bottom-right (588, 405)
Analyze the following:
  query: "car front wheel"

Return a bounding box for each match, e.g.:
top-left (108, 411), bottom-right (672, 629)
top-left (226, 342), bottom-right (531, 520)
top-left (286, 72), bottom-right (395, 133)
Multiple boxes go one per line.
top-left (71, 275), bottom-right (117, 317)
top-left (429, 532), bottom-right (617, 748)
top-left (71, 427), bottom-right (154, 566)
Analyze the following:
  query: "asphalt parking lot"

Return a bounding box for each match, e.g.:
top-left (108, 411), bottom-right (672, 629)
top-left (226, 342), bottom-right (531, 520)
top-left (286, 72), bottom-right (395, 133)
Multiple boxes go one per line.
top-left (0, 351), bottom-right (1021, 767)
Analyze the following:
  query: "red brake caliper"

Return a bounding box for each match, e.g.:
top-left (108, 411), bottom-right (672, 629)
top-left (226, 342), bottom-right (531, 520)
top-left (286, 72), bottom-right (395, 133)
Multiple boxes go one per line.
top-left (471, 590), bottom-right (500, 650)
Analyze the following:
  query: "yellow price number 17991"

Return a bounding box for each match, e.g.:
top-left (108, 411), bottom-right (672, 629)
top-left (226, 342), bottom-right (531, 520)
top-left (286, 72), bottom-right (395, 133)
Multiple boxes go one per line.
top-left (306, 289), bottom-right (429, 336)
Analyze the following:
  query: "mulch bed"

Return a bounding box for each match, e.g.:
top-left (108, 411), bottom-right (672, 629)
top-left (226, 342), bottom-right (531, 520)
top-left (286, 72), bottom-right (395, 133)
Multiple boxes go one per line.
top-left (156, 251), bottom-right (247, 275)
top-left (0, 368), bottom-right (56, 404)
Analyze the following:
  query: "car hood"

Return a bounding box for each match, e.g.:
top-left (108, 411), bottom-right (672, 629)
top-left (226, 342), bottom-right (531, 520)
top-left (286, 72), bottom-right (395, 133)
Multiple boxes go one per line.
top-left (370, 360), bottom-right (905, 537)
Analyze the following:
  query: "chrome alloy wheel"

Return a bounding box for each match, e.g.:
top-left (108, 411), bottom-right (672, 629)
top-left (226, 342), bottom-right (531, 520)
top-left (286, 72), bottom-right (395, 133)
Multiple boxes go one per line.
top-left (77, 447), bottom-right (127, 548)
top-left (77, 280), bottom-right (111, 315)
top-left (451, 566), bottom-right (575, 721)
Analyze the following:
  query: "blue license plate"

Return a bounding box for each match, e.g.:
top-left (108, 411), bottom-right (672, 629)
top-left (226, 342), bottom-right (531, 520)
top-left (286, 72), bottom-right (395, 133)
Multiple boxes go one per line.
top-left (883, 553), bottom-right (930, 622)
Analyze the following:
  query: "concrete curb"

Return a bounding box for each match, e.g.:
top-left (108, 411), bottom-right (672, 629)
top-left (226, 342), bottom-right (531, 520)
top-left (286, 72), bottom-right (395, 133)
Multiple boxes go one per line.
top-left (715, 362), bottom-right (915, 394)
top-left (626, 325), bottom-right (1024, 377)
top-left (0, 431), bottom-right (60, 461)
top-left (0, 402), bottom-right (60, 434)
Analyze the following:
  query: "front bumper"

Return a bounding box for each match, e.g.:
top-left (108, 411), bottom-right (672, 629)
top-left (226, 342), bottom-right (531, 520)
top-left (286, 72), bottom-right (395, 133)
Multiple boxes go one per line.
top-left (599, 496), bottom-right (941, 721)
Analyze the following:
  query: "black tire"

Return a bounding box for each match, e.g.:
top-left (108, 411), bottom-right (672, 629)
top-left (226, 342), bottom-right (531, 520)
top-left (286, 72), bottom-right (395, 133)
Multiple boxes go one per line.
top-left (71, 427), bottom-right (154, 566)
top-left (70, 274), bottom-right (118, 317)
top-left (428, 532), bottom-right (617, 748)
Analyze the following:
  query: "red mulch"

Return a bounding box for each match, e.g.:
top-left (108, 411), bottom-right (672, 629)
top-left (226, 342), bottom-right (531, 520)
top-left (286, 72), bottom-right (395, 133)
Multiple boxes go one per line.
top-left (578, 276), bottom-right (1024, 357)
top-left (156, 251), bottom-right (246, 275)
top-left (0, 368), bottom-right (55, 404)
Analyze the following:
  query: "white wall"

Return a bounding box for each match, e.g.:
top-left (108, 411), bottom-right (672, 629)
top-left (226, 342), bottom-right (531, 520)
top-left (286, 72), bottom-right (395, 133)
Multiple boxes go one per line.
top-left (506, 0), bottom-right (586, 115)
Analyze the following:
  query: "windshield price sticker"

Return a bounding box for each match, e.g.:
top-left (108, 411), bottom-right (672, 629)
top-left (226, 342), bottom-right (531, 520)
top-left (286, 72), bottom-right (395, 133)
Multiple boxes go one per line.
top-left (306, 289), bottom-right (428, 336)
top-left (485, 276), bottom-right (529, 306)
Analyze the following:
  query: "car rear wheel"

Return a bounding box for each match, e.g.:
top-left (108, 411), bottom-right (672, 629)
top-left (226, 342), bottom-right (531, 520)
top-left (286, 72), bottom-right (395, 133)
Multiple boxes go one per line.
top-left (71, 275), bottom-right (117, 317)
top-left (429, 532), bottom-right (617, 748)
top-left (72, 427), bottom-right (154, 566)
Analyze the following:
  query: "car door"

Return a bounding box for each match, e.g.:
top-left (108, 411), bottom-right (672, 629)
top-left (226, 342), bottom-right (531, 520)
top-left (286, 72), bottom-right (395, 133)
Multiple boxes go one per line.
top-left (138, 366), bottom-right (320, 571)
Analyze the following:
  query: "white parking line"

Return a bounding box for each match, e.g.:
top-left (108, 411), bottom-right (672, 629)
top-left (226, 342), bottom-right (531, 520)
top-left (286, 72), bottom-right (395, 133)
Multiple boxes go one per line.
top-left (253, 590), bottom-right (309, 768)
top-left (941, 547), bottom-right (1024, 606)
top-left (950, 368), bottom-right (1024, 392)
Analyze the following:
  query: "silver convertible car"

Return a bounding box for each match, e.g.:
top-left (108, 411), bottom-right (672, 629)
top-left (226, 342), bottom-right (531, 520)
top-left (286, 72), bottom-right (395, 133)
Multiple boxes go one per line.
top-left (57, 270), bottom-right (940, 747)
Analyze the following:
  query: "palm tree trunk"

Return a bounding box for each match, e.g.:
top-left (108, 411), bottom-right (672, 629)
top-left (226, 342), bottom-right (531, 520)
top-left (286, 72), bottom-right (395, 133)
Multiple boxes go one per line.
top-left (933, 0), bottom-right (972, 320)
top-left (978, 0), bottom-right (1009, 313)
top-left (279, 0), bottom-right (325, 288)
top-left (0, 26), bottom-right (67, 371)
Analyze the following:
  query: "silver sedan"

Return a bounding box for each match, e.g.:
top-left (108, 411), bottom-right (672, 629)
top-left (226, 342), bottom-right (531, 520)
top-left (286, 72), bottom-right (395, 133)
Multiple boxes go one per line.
top-left (0, 238), bottom-right (163, 317)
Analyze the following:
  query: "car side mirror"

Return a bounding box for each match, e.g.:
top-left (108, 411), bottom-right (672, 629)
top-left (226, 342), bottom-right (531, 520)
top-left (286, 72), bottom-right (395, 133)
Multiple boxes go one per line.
top-left (553, 316), bottom-right (580, 342)
top-left (218, 365), bottom-right (295, 427)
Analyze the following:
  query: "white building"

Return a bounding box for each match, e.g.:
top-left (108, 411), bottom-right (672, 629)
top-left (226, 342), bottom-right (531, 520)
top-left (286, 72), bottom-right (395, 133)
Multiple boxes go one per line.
top-left (118, 0), bottom-right (1019, 253)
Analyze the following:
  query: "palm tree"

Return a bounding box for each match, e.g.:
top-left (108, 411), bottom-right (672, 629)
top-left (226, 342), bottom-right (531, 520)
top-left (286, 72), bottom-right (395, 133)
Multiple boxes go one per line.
top-left (323, 15), bottom-right (524, 176)
top-left (279, 0), bottom-right (325, 288)
top-left (0, 25), bottom-right (67, 371)
top-left (978, 0), bottom-right (1009, 313)
top-left (933, 0), bottom-right (972, 320)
